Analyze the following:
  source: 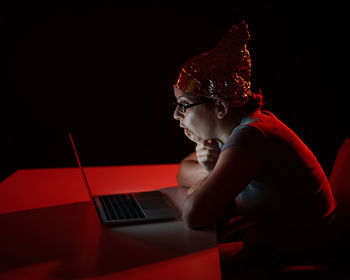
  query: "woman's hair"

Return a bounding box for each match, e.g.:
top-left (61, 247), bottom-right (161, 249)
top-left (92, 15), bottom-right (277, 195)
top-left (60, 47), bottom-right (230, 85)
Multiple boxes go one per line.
top-left (241, 89), bottom-right (263, 113)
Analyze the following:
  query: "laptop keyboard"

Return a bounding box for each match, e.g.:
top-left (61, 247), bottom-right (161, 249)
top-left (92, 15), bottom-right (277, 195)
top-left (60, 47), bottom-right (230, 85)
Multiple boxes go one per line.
top-left (99, 194), bottom-right (146, 221)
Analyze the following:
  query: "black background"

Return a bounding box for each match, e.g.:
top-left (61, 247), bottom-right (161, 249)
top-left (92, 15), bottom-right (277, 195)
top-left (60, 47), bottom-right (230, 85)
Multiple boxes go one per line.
top-left (2, 0), bottom-right (349, 181)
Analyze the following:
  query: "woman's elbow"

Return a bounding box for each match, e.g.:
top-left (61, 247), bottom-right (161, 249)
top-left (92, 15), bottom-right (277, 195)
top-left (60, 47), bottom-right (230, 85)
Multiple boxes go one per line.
top-left (176, 170), bottom-right (183, 186)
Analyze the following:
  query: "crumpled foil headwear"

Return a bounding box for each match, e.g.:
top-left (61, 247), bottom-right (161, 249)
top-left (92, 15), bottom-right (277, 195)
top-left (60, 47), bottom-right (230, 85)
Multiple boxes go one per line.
top-left (174, 20), bottom-right (252, 107)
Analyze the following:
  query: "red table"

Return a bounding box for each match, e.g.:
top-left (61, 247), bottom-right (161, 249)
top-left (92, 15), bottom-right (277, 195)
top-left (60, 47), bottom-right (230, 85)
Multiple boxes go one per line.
top-left (0, 164), bottom-right (222, 279)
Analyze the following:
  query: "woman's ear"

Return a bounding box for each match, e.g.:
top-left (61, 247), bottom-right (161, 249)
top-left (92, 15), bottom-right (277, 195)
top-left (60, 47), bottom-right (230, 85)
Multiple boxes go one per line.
top-left (215, 100), bottom-right (229, 119)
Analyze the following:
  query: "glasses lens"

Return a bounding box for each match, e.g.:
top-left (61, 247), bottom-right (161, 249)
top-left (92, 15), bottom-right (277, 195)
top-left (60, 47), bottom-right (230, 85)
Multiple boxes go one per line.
top-left (173, 101), bottom-right (184, 113)
top-left (179, 104), bottom-right (185, 113)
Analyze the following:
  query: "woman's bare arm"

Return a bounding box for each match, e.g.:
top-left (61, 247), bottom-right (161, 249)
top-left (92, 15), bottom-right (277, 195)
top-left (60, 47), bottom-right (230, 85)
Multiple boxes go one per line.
top-left (176, 151), bottom-right (210, 187)
top-left (182, 146), bottom-right (261, 229)
top-left (176, 139), bottom-right (221, 188)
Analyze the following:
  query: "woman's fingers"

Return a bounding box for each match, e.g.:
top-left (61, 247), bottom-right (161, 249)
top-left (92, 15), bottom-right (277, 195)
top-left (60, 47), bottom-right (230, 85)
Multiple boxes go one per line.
top-left (197, 148), bottom-right (220, 160)
top-left (195, 139), bottom-right (222, 172)
top-left (196, 139), bottom-right (221, 152)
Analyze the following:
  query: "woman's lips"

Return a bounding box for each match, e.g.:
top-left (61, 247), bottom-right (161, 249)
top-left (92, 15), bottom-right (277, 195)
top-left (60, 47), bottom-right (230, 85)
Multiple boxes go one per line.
top-left (180, 123), bottom-right (189, 134)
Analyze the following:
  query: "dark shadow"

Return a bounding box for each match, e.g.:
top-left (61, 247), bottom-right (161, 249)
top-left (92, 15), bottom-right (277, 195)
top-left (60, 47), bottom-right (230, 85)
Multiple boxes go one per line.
top-left (0, 202), bottom-right (91, 274)
top-left (1, 199), bottom-right (217, 279)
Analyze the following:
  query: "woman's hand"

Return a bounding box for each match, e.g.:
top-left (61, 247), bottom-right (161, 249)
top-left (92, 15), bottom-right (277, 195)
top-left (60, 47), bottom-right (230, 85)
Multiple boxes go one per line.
top-left (196, 139), bottom-right (221, 173)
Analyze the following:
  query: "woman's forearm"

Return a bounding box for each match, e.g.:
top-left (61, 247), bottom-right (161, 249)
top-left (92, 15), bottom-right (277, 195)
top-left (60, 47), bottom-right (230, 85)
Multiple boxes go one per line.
top-left (176, 152), bottom-right (210, 187)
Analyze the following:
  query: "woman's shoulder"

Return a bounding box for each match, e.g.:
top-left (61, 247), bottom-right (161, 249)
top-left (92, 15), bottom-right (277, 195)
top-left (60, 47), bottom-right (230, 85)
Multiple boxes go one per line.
top-left (222, 124), bottom-right (269, 164)
top-left (228, 110), bottom-right (273, 143)
top-left (241, 110), bottom-right (277, 125)
top-left (240, 110), bottom-right (292, 139)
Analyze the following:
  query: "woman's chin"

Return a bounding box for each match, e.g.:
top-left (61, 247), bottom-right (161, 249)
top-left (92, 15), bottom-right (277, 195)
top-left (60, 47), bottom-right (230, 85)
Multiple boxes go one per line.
top-left (184, 128), bottom-right (202, 143)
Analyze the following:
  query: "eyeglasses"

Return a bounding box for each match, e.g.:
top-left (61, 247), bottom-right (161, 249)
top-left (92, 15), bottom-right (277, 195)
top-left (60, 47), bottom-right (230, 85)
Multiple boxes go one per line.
top-left (173, 99), bottom-right (212, 114)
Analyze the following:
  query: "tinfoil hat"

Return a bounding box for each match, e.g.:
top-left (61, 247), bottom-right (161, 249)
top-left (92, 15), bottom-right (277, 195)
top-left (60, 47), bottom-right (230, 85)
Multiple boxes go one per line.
top-left (174, 20), bottom-right (252, 107)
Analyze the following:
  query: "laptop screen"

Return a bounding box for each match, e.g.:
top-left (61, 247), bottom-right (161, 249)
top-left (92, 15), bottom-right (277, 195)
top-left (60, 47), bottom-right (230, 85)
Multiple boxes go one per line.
top-left (69, 133), bottom-right (95, 201)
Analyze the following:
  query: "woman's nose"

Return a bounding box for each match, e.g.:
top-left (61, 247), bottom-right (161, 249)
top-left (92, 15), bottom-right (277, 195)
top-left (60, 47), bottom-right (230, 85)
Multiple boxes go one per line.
top-left (173, 105), bottom-right (182, 120)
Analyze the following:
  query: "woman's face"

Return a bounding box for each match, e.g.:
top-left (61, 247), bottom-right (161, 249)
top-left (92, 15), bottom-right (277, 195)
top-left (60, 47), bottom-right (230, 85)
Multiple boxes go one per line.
top-left (173, 87), bottom-right (217, 143)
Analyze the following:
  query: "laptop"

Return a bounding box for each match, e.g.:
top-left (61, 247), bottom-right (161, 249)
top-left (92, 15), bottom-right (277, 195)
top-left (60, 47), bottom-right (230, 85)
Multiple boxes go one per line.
top-left (69, 133), bottom-right (181, 226)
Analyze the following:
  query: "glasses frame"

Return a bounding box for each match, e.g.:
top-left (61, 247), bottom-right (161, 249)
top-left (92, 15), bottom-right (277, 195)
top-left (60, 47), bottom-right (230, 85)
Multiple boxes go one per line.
top-left (173, 99), bottom-right (213, 114)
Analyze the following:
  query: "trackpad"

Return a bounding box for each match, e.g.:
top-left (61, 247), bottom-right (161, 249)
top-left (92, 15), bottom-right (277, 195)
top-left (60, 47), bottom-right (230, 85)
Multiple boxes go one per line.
top-left (139, 198), bottom-right (171, 210)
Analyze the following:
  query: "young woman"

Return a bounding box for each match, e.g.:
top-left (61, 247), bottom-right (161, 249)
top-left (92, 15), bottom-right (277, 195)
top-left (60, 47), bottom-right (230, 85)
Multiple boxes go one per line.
top-left (173, 21), bottom-right (338, 274)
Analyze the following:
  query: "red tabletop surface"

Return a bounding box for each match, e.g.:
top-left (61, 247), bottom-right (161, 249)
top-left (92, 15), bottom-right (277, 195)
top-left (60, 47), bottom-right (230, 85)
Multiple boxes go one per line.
top-left (0, 164), bottom-right (222, 280)
top-left (0, 164), bottom-right (180, 214)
